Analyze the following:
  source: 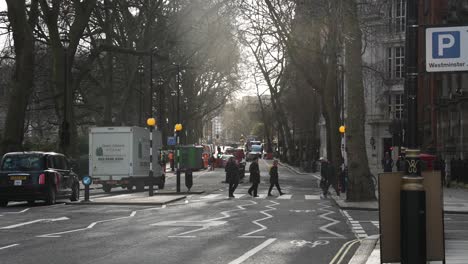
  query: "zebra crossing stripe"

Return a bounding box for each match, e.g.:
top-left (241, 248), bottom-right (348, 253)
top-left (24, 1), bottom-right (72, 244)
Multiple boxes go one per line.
top-left (305, 195), bottom-right (321, 200)
top-left (197, 194), bottom-right (336, 200)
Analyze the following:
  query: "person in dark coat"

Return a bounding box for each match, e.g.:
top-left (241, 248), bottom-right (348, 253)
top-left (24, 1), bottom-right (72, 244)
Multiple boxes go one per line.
top-left (225, 157), bottom-right (239, 198)
top-left (320, 157), bottom-right (329, 197)
top-left (396, 156), bottom-right (405, 172)
top-left (381, 152), bottom-right (394, 172)
top-left (248, 158), bottom-right (260, 197)
top-left (268, 160), bottom-right (284, 196)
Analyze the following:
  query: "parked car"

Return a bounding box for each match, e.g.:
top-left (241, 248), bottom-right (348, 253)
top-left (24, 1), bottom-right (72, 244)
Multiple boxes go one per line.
top-left (0, 152), bottom-right (80, 206)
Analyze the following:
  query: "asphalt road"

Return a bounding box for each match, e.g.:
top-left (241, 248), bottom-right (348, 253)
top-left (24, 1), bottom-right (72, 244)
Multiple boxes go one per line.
top-left (0, 160), bottom-right (364, 264)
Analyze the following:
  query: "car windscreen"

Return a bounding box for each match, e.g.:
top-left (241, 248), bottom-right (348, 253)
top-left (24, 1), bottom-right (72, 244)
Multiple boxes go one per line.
top-left (251, 145), bottom-right (262, 152)
top-left (1, 155), bottom-right (45, 171)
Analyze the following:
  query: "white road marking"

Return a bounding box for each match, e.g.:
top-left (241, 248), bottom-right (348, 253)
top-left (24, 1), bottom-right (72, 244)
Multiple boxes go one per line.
top-left (235, 194), bottom-right (246, 199)
top-left (305, 195), bottom-right (321, 200)
top-left (37, 211), bottom-right (137, 238)
top-left (0, 217), bottom-right (69, 229)
top-left (201, 194), bottom-right (222, 199)
top-left (4, 208), bottom-right (30, 214)
top-left (0, 244), bottom-right (19, 250)
top-left (153, 220), bottom-right (227, 237)
top-left (256, 194), bottom-right (267, 199)
top-left (228, 238), bottom-right (277, 264)
top-left (318, 202), bottom-right (345, 239)
top-left (277, 194), bottom-right (292, 199)
top-left (156, 201), bottom-right (257, 238)
top-left (240, 200), bottom-right (279, 238)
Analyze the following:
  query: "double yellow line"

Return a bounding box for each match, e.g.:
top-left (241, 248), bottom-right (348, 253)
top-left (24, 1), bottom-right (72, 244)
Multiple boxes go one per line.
top-left (329, 239), bottom-right (360, 264)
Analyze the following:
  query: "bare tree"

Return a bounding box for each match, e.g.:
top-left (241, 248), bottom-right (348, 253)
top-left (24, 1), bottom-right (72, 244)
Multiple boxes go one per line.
top-left (1, 0), bottom-right (39, 155)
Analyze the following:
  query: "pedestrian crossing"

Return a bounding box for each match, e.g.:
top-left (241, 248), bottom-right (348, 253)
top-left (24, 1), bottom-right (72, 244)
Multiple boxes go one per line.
top-left (446, 240), bottom-right (468, 264)
top-left (197, 193), bottom-right (322, 200)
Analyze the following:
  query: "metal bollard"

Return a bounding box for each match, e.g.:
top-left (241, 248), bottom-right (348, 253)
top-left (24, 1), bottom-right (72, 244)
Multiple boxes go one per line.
top-left (400, 176), bottom-right (426, 264)
top-left (185, 168), bottom-right (193, 192)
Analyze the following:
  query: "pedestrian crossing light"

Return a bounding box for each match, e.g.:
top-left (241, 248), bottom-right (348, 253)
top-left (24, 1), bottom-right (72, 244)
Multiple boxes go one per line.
top-left (147, 118), bottom-right (156, 127)
top-left (339, 125), bottom-right (346, 134)
top-left (175, 123), bottom-right (183, 132)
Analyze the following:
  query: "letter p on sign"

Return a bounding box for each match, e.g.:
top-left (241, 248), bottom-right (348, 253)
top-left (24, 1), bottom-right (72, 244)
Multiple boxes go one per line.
top-left (433, 31), bottom-right (460, 59)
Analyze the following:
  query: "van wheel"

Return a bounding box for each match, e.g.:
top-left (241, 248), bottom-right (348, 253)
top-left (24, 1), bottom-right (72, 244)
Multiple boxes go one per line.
top-left (27, 200), bottom-right (35, 206)
top-left (70, 183), bottom-right (80, 201)
top-left (0, 200), bottom-right (8, 207)
top-left (46, 186), bottom-right (56, 205)
top-left (102, 184), bottom-right (112, 193)
top-left (126, 184), bottom-right (133, 191)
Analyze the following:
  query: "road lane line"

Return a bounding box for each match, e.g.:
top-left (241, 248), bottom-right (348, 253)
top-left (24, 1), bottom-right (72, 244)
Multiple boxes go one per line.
top-left (4, 208), bottom-right (30, 214)
top-left (318, 202), bottom-right (345, 239)
top-left (0, 217), bottom-right (69, 229)
top-left (228, 238), bottom-right (277, 264)
top-left (37, 211), bottom-right (137, 238)
top-left (277, 194), bottom-right (292, 199)
top-left (0, 244), bottom-right (19, 250)
top-left (336, 240), bottom-right (360, 264)
top-left (329, 239), bottom-right (358, 264)
top-left (240, 200), bottom-right (279, 238)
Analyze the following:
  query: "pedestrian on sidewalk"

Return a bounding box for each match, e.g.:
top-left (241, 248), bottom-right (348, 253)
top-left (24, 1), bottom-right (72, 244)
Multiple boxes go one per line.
top-left (209, 153), bottom-right (216, 171)
top-left (320, 157), bottom-right (330, 198)
top-left (248, 157), bottom-right (260, 197)
top-left (168, 151), bottom-right (175, 172)
top-left (225, 157), bottom-right (239, 198)
top-left (268, 159), bottom-right (284, 196)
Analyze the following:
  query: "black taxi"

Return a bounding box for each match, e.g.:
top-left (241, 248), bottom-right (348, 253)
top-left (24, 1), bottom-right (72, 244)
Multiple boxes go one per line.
top-left (0, 152), bottom-right (80, 206)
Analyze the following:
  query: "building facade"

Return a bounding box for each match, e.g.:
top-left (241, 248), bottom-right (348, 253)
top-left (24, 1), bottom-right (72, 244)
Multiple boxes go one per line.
top-left (361, 0), bottom-right (407, 176)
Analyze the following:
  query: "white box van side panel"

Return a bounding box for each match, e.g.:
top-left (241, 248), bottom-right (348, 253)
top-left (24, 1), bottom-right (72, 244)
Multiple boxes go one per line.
top-left (89, 131), bottom-right (131, 179)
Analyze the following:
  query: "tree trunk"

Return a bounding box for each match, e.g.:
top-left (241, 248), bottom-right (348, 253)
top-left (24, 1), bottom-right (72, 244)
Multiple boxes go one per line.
top-left (323, 13), bottom-right (343, 177)
top-left (1, 0), bottom-right (38, 155)
top-left (343, 0), bottom-right (376, 201)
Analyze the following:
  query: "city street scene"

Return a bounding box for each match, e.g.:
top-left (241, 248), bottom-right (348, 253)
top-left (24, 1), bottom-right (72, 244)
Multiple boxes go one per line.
top-left (0, 0), bottom-right (468, 263)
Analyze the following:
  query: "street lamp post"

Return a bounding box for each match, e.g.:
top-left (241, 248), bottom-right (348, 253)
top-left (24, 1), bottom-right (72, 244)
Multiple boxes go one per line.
top-left (60, 33), bottom-right (70, 155)
top-left (401, 0), bottom-right (425, 263)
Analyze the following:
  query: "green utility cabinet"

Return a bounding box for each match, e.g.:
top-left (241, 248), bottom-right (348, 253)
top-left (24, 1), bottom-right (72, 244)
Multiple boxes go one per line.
top-left (178, 145), bottom-right (204, 170)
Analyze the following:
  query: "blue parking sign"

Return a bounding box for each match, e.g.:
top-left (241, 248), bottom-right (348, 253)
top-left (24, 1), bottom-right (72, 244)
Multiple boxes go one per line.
top-left (432, 31), bottom-right (460, 59)
top-left (426, 26), bottom-right (468, 72)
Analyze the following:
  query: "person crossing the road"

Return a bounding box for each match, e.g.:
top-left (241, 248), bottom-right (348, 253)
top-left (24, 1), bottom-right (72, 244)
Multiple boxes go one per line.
top-left (248, 157), bottom-right (260, 197)
top-left (268, 159), bottom-right (284, 196)
top-left (225, 157), bottom-right (239, 198)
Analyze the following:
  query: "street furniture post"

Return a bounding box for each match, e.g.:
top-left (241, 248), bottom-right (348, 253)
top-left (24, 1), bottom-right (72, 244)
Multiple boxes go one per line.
top-left (175, 123), bottom-right (182, 193)
top-left (147, 118), bottom-right (156, 196)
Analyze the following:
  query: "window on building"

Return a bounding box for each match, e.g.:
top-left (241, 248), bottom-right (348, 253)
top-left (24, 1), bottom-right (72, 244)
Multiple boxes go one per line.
top-left (388, 93), bottom-right (404, 119)
top-left (389, 0), bottom-right (406, 33)
top-left (387, 46), bottom-right (405, 79)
